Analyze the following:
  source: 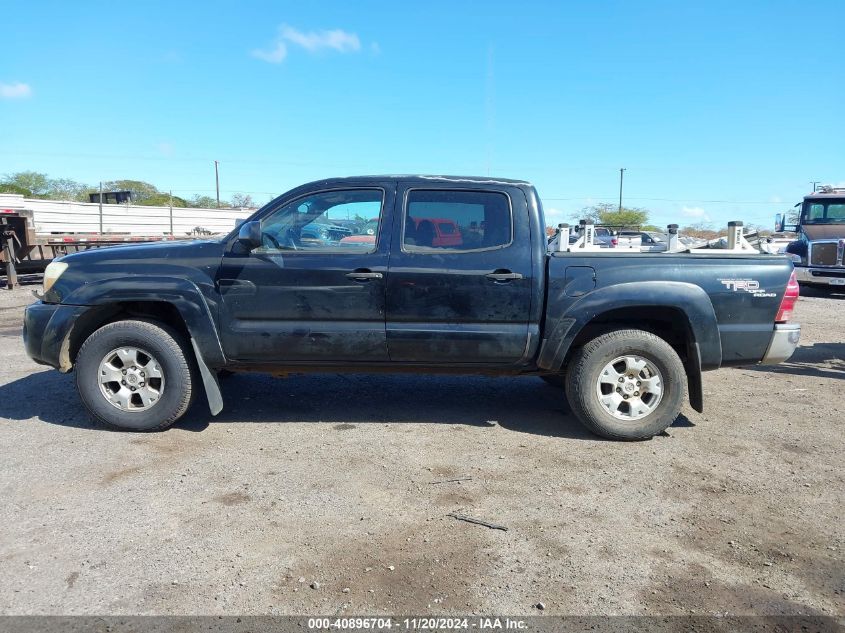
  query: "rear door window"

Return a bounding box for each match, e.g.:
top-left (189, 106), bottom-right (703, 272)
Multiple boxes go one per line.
top-left (403, 189), bottom-right (513, 252)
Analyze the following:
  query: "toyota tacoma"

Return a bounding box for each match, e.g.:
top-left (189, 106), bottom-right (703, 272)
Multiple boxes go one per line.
top-left (23, 175), bottom-right (801, 439)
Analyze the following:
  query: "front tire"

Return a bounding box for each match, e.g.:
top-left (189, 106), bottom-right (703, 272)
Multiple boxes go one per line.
top-left (75, 320), bottom-right (195, 431)
top-left (565, 329), bottom-right (686, 440)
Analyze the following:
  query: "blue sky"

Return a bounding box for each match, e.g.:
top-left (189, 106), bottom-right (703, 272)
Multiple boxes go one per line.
top-left (2, 0), bottom-right (843, 228)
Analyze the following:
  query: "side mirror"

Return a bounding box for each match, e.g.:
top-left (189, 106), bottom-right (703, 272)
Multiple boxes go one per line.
top-left (237, 220), bottom-right (261, 250)
top-left (775, 214), bottom-right (784, 233)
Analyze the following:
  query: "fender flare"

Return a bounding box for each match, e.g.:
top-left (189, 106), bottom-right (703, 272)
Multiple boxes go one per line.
top-left (60, 276), bottom-right (226, 415)
top-left (537, 281), bottom-right (722, 381)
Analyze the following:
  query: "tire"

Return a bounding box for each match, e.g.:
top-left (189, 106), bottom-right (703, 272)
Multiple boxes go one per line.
top-left (565, 329), bottom-right (686, 440)
top-left (74, 320), bottom-right (195, 431)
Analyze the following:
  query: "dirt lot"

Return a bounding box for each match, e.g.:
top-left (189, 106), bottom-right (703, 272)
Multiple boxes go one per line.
top-left (0, 280), bottom-right (842, 617)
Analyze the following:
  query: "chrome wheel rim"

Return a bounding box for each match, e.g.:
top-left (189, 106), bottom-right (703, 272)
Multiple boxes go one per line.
top-left (98, 347), bottom-right (165, 412)
top-left (596, 354), bottom-right (663, 421)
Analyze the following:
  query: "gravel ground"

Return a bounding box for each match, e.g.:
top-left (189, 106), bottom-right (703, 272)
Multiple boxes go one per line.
top-left (0, 280), bottom-right (842, 617)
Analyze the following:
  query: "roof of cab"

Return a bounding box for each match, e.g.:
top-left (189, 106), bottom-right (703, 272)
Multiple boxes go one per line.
top-left (305, 174), bottom-right (533, 187)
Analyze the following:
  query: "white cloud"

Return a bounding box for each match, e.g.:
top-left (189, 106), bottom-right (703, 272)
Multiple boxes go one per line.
top-left (0, 82), bottom-right (32, 99)
top-left (252, 41), bottom-right (287, 63)
top-left (769, 195), bottom-right (782, 204)
top-left (681, 206), bottom-right (710, 221)
top-left (544, 207), bottom-right (567, 222)
top-left (252, 25), bottom-right (364, 63)
top-left (156, 142), bottom-right (174, 157)
top-left (281, 25), bottom-right (360, 53)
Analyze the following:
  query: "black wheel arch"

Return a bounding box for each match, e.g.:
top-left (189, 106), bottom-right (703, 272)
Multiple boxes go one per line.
top-left (539, 299), bottom-right (710, 413)
top-left (60, 276), bottom-right (226, 369)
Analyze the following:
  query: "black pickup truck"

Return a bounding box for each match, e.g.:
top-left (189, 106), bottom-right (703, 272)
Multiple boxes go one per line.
top-left (23, 175), bottom-right (801, 439)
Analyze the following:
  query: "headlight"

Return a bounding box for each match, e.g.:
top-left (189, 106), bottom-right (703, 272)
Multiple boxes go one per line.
top-left (43, 261), bottom-right (68, 293)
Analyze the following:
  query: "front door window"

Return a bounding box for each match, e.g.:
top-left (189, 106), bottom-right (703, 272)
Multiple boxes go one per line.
top-left (258, 189), bottom-right (383, 253)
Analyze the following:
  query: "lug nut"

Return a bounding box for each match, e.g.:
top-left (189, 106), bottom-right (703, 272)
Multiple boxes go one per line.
top-left (121, 380), bottom-right (126, 385)
top-left (636, 381), bottom-right (641, 386)
top-left (634, 391), bottom-right (640, 396)
top-left (121, 369), bottom-right (127, 375)
top-left (130, 387), bottom-right (136, 391)
top-left (623, 394), bottom-right (629, 400)
top-left (618, 377), bottom-right (624, 383)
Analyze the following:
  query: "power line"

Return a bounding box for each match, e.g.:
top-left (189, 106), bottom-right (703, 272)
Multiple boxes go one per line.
top-left (542, 197), bottom-right (786, 204)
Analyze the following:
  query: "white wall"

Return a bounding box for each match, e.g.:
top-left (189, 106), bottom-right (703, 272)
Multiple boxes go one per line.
top-left (0, 194), bottom-right (254, 236)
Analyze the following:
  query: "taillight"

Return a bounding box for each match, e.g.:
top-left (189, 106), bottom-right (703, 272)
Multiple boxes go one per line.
top-left (776, 270), bottom-right (799, 323)
top-left (611, 238), bottom-right (618, 247)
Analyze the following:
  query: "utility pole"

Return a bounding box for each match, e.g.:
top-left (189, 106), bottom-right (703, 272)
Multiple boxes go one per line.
top-left (811, 181), bottom-right (820, 192)
top-left (214, 160), bottom-right (220, 208)
top-left (618, 168), bottom-right (626, 212)
top-left (98, 181), bottom-right (103, 234)
top-left (168, 190), bottom-right (174, 236)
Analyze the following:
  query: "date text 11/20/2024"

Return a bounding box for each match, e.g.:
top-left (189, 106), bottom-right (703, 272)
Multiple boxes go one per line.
top-left (307, 617), bottom-right (528, 630)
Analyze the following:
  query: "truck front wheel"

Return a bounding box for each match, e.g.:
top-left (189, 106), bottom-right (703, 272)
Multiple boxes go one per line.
top-left (74, 320), bottom-right (195, 431)
top-left (565, 329), bottom-right (686, 440)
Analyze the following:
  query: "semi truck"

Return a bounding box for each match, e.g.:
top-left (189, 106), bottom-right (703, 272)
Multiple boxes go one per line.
top-left (780, 186), bottom-right (845, 287)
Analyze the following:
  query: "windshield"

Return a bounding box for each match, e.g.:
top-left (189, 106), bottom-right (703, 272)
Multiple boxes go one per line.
top-left (802, 200), bottom-right (845, 224)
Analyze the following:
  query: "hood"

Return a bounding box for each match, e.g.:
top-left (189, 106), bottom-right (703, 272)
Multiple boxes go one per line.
top-left (47, 238), bottom-right (227, 304)
top-left (60, 238), bottom-right (223, 265)
top-left (803, 224), bottom-right (845, 241)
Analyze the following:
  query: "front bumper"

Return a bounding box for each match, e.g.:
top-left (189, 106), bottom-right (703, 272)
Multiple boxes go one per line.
top-left (794, 266), bottom-right (845, 286)
top-left (760, 323), bottom-right (801, 365)
top-left (23, 301), bottom-right (89, 371)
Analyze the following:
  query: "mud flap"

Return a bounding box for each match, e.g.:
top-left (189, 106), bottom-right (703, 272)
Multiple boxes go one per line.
top-left (191, 338), bottom-right (223, 416)
top-left (685, 343), bottom-right (704, 413)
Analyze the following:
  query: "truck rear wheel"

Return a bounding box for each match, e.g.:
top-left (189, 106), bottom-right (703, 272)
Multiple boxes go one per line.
top-left (565, 329), bottom-right (686, 440)
top-left (75, 320), bottom-right (195, 431)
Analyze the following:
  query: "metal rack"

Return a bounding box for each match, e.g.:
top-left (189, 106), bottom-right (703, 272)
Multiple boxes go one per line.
top-left (550, 220), bottom-right (767, 255)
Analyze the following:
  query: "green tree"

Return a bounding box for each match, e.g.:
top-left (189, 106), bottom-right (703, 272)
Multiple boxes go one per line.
top-left (46, 177), bottom-right (90, 202)
top-left (230, 193), bottom-right (255, 208)
top-left (681, 222), bottom-right (719, 239)
top-left (578, 202), bottom-right (650, 228)
top-left (0, 182), bottom-right (32, 196)
top-left (137, 193), bottom-right (189, 207)
top-left (188, 194), bottom-right (226, 208)
top-left (2, 171), bottom-right (51, 197)
top-left (101, 180), bottom-right (161, 203)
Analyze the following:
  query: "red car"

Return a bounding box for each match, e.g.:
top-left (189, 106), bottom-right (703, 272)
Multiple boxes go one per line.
top-left (339, 217), bottom-right (464, 248)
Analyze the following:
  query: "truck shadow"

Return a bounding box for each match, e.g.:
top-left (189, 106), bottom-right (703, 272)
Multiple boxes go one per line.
top-left (743, 343), bottom-right (845, 381)
top-left (181, 373), bottom-right (597, 438)
top-left (0, 370), bottom-right (694, 440)
top-left (799, 286), bottom-right (845, 300)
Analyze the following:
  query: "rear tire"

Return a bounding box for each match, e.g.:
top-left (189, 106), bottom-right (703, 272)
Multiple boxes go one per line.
top-left (75, 320), bottom-right (195, 431)
top-left (565, 329), bottom-right (686, 440)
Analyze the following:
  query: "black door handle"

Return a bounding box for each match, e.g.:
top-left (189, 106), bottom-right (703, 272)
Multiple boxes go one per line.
top-left (485, 270), bottom-right (523, 282)
top-left (346, 269), bottom-right (383, 281)
top-left (217, 279), bottom-right (257, 295)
